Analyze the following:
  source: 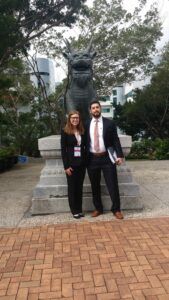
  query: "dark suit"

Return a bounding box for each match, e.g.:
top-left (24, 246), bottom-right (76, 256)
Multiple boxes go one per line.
top-left (61, 130), bottom-right (86, 215)
top-left (86, 117), bottom-right (124, 213)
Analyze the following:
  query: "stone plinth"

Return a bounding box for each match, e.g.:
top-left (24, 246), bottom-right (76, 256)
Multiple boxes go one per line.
top-left (31, 135), bottom-right (142, 215)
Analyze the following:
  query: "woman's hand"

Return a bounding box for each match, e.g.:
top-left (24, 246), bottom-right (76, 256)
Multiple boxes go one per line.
top-left (65, 167), bottom-right (74, 176)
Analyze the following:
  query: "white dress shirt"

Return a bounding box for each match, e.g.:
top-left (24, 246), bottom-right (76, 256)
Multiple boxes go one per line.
top-left (89, 116), bottom-right (106, 153)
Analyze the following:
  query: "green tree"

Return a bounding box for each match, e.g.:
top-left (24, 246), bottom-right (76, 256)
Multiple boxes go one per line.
top-left (69, 0), bottom-right (162, 94)
top-left (32, 80), bottom-right (67, 136)
top-left (0, 58), bottom-right (66, 155)
top-left (114, 44), bottom-right (169, 140)
top-left (0, 0), bottom-right (86, 68)
top-left (0, 59), bottom-right (37, 154)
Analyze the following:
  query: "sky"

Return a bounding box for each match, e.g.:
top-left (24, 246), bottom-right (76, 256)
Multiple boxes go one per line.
top-left (55, 0), bottom-right (169, 82)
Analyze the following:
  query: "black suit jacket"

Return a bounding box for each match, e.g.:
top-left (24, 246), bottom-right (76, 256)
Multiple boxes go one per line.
top-left (85, 117), bottom-right (124, 158)
top-left (61, 130), bottom-right (86, 169)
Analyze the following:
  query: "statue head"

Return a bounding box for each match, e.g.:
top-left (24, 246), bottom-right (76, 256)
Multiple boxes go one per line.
top-left (63, 38), bottom-right (97, 74)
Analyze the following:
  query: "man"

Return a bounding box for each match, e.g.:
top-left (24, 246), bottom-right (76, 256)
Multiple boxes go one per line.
top-left (86, 100), bottom-right (124, 219)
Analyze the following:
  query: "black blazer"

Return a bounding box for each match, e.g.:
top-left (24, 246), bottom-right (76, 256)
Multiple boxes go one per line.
top-left (61, 130), bottom-right (86, 169)
top-left (85, 117), bottom-right (124, 158)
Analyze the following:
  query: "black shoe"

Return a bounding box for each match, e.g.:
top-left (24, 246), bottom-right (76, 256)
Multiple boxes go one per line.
top-left (79, 213), bottom-right (84, 217)
top-left (73, 214), bottom-right (81, 219)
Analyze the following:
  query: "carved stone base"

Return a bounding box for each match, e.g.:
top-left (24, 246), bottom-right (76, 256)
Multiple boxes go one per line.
top-left (31, 135), bottom-right (142, 215)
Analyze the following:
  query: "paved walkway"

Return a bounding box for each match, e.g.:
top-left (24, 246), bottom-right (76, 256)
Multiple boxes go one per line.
top-left (1, 160), bottom-right (169, 227)
top-left (0, 160), bottom-right (169, 299)
top-left (1, 217), bottom-right (169, 299)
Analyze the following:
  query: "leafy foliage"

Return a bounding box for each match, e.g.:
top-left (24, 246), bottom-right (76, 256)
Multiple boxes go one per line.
top-left (114, 44), bottom-right (169, 140)
top-left (127, 139), bottom-right (169, 160)
top-left (0, 59), bottom-right (65, 156)
top-left (69, 0), bottom-right (162, 94)
top-left (0, 146), bottom-right (16, 159)
top-left (0, 59), bottom-right (37, 154)
top-left (0, 0), bottom-right (86, 68)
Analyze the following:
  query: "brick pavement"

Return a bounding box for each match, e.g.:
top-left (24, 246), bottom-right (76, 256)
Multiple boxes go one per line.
top-left (1, 217), bottom-right (169, 299)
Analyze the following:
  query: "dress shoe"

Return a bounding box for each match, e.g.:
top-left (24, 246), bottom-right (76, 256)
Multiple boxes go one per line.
top-left (91, 210), bottom-right (103, 217)
top-left (113, 211), bottom-right (124, 219)
top-left (79, 213), bottom-right (85, 217)
top-left (73, 214), bottom-right (81, 219)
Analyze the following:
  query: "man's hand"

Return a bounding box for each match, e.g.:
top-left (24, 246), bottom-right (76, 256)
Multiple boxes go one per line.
top-left (65, 167), bottom-right (74, 176)
top-left (116, 158), bottom-right (123, 165)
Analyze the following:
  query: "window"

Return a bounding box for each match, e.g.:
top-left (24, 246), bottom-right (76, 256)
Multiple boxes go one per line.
top-left (113, 97), bottom-right (117, 105)
top-left (39, 72), bottom-right (49, 76)
top-left (102, 108), bottom-right (110, 113)
top-left (112, 90), bottom-right (117, 96)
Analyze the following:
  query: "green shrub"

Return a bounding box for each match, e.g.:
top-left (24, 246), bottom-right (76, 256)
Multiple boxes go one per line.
top-left (154, 139), bottom-right (169, 160)
top-left (0, 147), bottom-right (16, 159)
top-left (127, 139), bottom-right (169, 160)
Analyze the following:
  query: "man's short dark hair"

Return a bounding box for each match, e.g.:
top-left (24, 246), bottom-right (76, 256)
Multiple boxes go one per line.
top-left (89, 100), bottom-right (101, 109)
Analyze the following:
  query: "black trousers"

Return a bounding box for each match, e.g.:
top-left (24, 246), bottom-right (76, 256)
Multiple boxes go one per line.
top-left (66, 166), bottom-right (86, 215)
top-left (87, 154), bottom-right (121, 213)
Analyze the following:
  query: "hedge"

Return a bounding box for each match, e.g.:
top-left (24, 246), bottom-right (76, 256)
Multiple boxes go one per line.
top-left (127, 139), bottom-right (169, 160)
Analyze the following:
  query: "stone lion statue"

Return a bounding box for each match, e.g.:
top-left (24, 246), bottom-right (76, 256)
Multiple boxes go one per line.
top-left (63, 39), bottom-right (97, 121)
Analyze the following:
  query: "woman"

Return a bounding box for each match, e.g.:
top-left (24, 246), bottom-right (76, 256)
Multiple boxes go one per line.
top-left (61, 111), bottom-right (86, 219)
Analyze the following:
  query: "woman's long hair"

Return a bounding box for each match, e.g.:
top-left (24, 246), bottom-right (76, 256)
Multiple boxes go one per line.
top-left (64, 111), bottom-right (84, 135)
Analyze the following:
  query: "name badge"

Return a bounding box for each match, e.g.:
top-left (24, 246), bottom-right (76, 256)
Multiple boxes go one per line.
top-left (74, 146), bottom-right (81, 157)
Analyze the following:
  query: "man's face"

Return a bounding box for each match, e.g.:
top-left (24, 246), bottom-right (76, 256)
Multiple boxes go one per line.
top-left (90, 103), bottom-right (101, 118)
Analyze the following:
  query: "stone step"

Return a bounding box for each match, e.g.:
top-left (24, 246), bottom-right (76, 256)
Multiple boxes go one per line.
top-left (39, 172), bottom-right (133, 185)
top-left (31, 195), bottom-right (142, 215)
top-left (33, 182), bottom-right (139, 198)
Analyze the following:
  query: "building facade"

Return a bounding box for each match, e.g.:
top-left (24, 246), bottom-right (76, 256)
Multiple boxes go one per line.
top-left (100, 100), bottom-right (114, 119)
top-left (30, 57), bottom-right (56, 95)
top-left (110, 85), bottom-right (125, 106)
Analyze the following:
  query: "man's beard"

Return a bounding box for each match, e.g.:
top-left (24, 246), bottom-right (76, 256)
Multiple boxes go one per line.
top-left (92, 111), bottom-right (101, 118)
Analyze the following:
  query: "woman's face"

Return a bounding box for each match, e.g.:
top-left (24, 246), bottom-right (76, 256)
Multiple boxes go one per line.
top-left (69, 113), bottom-right (80, 127)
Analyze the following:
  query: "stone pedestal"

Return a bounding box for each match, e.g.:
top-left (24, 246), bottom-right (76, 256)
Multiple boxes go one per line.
top-left (31, 135), bottom-right (142, 215)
